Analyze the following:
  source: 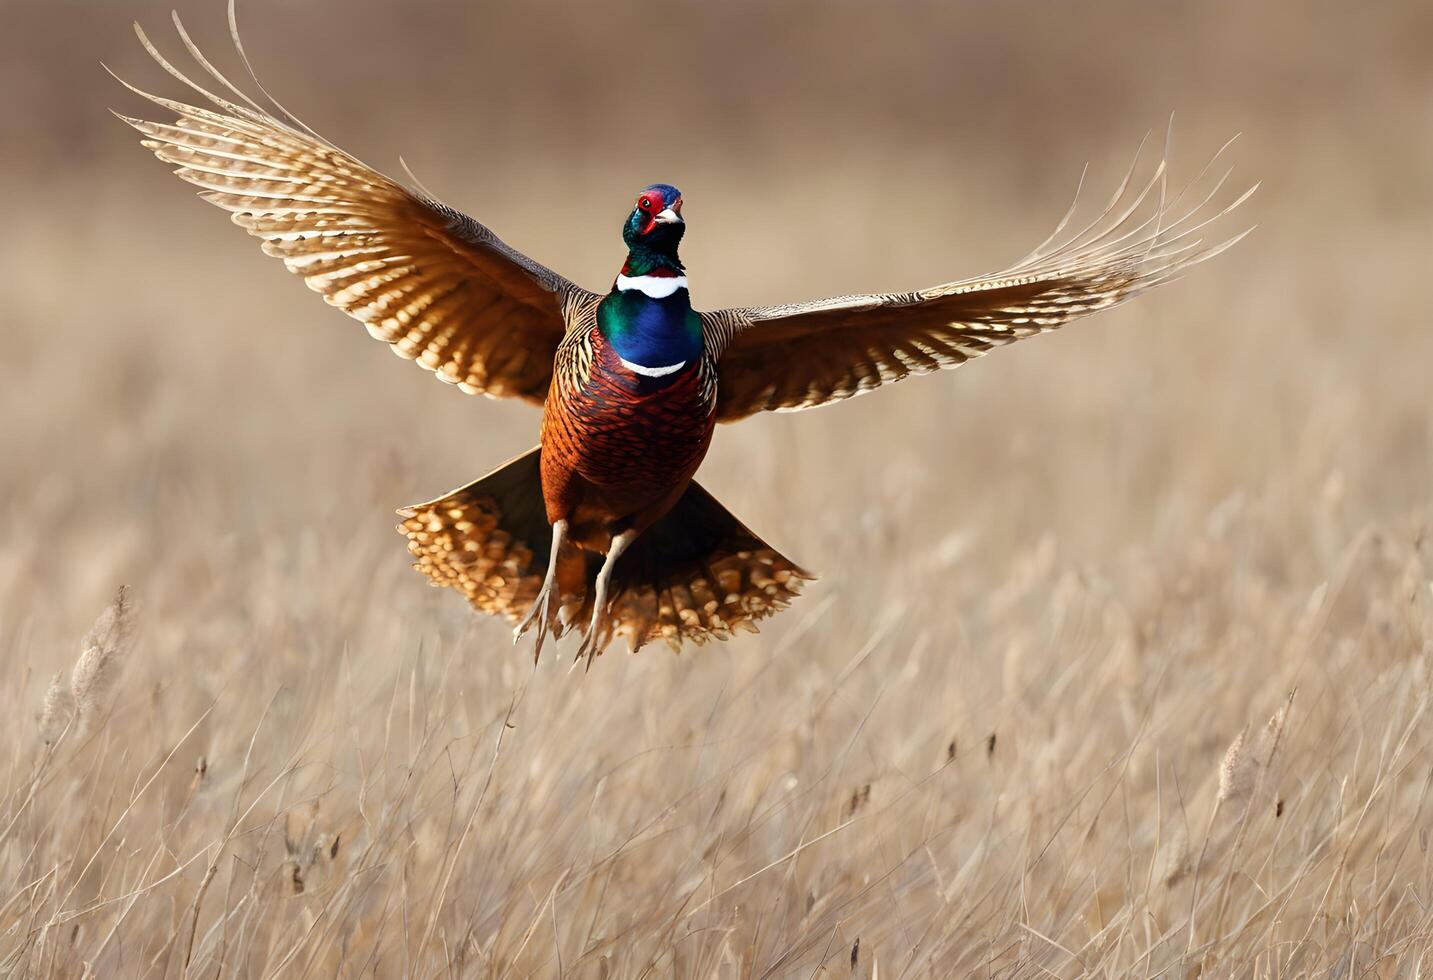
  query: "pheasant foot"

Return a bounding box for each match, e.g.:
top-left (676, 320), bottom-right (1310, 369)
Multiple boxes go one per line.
top-left (578, 528), bottom-right (638, 671)
top-left (514, 518), bottom-right (568, 663)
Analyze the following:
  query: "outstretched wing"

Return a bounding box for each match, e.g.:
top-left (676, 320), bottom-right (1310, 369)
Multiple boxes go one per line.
top-left (114, 18), bottom-right (594, 405)
top-left (711, 142), bottom-right (1255, 422)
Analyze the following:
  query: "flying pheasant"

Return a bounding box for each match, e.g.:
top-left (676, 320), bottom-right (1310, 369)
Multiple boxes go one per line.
top-left (115, 19), bottom-right (1252, 663)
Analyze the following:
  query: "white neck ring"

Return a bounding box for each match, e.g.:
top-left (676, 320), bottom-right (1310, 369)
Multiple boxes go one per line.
top-left (615, 273), bottom-right (688, 299)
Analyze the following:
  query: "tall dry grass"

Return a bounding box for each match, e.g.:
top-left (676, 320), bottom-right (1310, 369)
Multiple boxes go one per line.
top-left (3, 0), bottom-right (1433, 975)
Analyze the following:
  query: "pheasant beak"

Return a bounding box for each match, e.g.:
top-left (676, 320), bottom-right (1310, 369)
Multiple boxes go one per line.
top-left (653, 199), bottom-right (683, 224)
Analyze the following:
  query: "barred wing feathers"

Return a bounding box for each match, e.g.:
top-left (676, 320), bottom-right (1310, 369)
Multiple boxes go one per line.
top-left (713, 145), bottom-right (1254, 422)
top-left (114, 20), bottom-right (592, 405)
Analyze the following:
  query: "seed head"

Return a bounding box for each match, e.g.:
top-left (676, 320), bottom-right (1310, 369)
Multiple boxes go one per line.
top-left (70, 586), bottom-right (137, 734)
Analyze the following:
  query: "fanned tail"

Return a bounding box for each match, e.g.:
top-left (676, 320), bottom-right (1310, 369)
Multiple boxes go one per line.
top-left (606, 481), bottom-right (812, 653)
top-left (398, 448), bottom-right (559, 621)
top-left (398, 450), bottom-right (812, 655)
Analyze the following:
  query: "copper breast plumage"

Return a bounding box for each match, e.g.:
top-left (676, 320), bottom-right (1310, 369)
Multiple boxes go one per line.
top-left (544, 324), bottom-right (716, 510)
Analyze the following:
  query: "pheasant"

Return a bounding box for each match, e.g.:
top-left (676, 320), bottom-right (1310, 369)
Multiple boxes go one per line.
top-left (115, 19), bottom-right (1252, 663)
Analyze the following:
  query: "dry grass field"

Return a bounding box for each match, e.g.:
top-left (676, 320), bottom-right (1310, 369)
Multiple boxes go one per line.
top-left (3, 0), bottom-right (1433, 975)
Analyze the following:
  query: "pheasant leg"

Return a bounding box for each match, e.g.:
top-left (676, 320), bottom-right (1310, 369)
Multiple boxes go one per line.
top-left (514, 518), bottom-right (568, 663)
top-left (577, 529), bottom-right (638, 670)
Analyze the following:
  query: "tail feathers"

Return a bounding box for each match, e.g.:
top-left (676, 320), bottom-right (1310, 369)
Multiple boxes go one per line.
top-left (398, 448), bottom-right (813, 655)
top-left (605, 482), bottom-right (812, 653)
top-left (398, 447), bottom-right (557, 621)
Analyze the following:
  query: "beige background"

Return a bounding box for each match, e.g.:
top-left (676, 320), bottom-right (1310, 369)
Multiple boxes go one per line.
top-left (2, 0), bottom-right (1431, 974)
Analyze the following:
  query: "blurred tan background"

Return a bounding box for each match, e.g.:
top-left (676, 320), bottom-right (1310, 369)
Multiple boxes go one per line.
top-left (5, 0), bottom-right (1430, 603)
top-left (3, 0), bottom-right (1433, 974)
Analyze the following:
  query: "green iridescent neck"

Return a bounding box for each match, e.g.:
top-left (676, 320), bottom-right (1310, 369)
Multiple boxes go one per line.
top-left (621, 213), bottom-right (685, 275)
top-left (621, 248), bottom-right (684, 276)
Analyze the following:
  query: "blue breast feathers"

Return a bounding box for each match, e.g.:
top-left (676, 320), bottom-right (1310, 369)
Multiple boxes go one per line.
top-left (598, 288), bottom-right (703, 375)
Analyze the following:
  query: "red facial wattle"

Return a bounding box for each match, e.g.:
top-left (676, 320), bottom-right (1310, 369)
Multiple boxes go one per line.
top-left (636, 193), bottom-right (659, 235)
top-left (635, 190), bottom-right (681, 235)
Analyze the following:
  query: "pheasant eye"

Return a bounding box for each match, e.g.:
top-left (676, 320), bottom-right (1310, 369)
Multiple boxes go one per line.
top-left (638, 197), bottom-right (651, 211)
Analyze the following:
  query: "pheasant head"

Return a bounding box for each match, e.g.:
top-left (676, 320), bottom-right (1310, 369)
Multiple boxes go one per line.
top-left (622, 184), bottom-right (684, 274)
